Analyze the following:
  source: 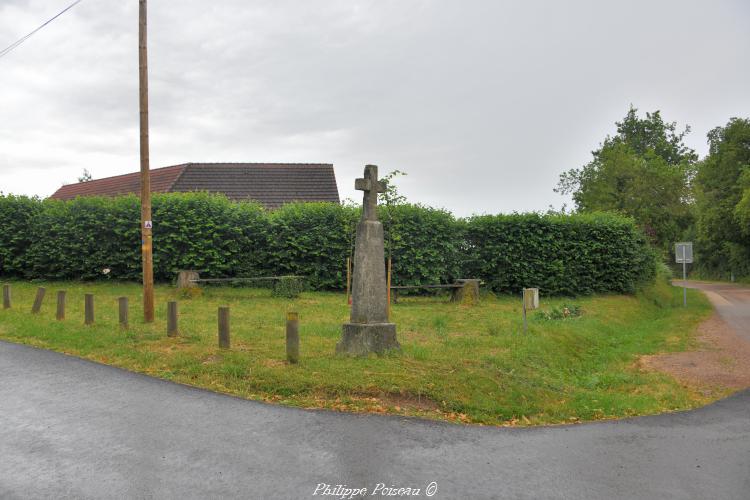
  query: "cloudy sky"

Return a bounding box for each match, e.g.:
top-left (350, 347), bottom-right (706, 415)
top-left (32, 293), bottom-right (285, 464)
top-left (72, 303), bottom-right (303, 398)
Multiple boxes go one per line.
top-left (1, 0), bottom-right (748, 215)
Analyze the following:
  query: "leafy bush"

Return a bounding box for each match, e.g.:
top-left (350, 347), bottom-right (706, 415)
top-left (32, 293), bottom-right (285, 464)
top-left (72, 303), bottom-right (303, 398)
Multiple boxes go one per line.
top-left (0, 194), bottom-right (41, 277)
top-left (536, 304), bottom-right (583, 321)
top-left (0, 194), bottom-right (655, 295)
top-left (462, 212), bottom-right (656, 295)
top-left (272, 276), bottom-right (306, 298)
top-left (381, 204), bottom-right (463, 286)
top-left (265, 202), bottom-right (358, 290)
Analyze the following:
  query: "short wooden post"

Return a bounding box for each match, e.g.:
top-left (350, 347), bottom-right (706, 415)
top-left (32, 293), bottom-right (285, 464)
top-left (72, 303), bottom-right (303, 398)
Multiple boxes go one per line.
top-left (84, 294), bottom-right (94, 325)
top-left (56, 291), bottom-right (66, 320)
top-left (167, 301), bottom-right (178, 337)
top-left (286, 311), bottom-right (299, 364)
top-left (3, 284), bottom-right (10, 309)
top-left (346, 257), bottom-right (351, 305)
top-left (31, 287), bottom-right (46, 314)
top-left (218, 306), bottom-right (230, 349)
top-left (386, 257), bottom-right (392, 319)
top-left (118, 297), bottom-right (129, 329)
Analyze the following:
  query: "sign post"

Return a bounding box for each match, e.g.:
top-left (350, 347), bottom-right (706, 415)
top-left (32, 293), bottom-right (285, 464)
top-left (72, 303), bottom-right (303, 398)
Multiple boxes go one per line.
top-left (139, 0), bottom-right (154, 322)
top-left (522, 288), bottom-right (539, 334)
top-left (675, 242), bottom-right (693, 308)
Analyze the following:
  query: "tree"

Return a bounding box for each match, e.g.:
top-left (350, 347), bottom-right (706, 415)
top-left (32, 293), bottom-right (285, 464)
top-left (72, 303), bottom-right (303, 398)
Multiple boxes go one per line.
top-left (379, 170), bottom-right (408, 261)
top-left (694, 117), bottom-right (750, 278)
top-left (77, 169), bottom-right (93, 182)
top-left (556, 106), bottom-right (696, 253)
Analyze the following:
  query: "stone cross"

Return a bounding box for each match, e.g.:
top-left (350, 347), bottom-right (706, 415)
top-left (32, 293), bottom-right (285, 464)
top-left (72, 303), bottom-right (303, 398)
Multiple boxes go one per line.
top-left (355, 165), bottom-right (387, 221)
top-left (337, 164), bottom-right (399, 356)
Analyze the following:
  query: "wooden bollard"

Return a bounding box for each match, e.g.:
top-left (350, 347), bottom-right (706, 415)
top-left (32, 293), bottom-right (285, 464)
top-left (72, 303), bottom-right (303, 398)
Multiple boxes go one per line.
top-left (3, 284), bottom-right (10, 309)
top-left (286, 311), bottom-right (299, 364)
top-left (167, 301), bottom-right (178, 337)
top-left (56, 291), bottom-right (66, 320)
top-left (31, 287), bottom-right (46, 314)
top-left (218, 307), bottom-right (230, 349)
top-left (84, 294), bottom-right (94, 325)
top-left (118, 297), bottom-right (129, 329)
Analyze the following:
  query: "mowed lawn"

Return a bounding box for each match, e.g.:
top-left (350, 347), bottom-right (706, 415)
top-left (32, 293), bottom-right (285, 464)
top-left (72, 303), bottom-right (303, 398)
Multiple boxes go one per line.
top-left (0, 279), bottom-right (713, 426)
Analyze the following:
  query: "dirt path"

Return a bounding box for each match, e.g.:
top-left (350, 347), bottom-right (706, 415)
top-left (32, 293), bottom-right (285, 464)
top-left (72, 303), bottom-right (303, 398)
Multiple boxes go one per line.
top-left (640, 281), bottom-right (750, 393)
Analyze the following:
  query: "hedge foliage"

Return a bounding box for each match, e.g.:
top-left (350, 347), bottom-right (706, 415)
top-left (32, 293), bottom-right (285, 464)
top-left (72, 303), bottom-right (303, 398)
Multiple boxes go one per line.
top-left (462, 213), bottom-right (656, 295)
top-left (0, 193), bottom-right (655, 295)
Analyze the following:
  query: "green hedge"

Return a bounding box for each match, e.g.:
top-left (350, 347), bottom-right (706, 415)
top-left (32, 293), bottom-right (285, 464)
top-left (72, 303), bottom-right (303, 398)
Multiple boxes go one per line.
top-left (0, 193), bottom-right (655, 294)
top-left (463, 213), bottom-right (656, 295)
top-left (0, 194), bottom-right (41, 277)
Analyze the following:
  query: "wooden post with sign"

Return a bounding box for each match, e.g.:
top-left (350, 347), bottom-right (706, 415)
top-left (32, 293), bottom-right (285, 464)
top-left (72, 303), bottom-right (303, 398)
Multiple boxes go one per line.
top-left (522, 288), bottom-right (539, 334)
top-left (139, 0), bottom-right (154, 323)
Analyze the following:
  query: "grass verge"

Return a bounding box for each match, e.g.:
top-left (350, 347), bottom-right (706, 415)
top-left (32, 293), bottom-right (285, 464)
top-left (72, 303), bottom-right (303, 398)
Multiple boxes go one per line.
top-left (0, 279), bottom-right (712, 426)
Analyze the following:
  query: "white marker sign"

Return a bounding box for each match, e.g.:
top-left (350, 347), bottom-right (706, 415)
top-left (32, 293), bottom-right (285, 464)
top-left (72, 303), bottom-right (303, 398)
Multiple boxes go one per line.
top-left (675, 242), bottom-right (693, 264)
top-left (144, 220), bottom-right (153, 229)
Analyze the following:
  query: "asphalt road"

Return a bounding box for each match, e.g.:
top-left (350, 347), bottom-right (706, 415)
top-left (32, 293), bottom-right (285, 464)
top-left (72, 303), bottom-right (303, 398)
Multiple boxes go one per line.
top-left (1, 285), bottom-right (749, 499)
top-left (674, 280), bottom-right (750, 342)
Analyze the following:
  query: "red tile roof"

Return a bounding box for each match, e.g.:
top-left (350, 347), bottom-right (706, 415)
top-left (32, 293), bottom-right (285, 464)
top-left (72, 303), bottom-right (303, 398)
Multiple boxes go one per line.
top-left (49, 163), bottom-right (340, 209)
top-left (50, 164), bottom-right (187, 200)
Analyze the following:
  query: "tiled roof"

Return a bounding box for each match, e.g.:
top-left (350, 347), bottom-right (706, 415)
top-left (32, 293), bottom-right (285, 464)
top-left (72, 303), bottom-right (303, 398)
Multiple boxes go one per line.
top-left (170, 163), bottom-right (340, 208)
top-left (50, 164), bottom-right (187, 200)
top-left (49, 163), bottom-right (340, 209)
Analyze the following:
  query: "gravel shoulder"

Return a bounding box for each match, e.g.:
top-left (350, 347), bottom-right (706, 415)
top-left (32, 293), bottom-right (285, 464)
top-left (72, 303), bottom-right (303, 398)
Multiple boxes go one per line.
top-left (640, 281), bottom-right (750, 396)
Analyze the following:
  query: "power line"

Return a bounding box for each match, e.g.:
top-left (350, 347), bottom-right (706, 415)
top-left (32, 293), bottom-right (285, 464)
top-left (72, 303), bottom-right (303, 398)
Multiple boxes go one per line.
top-left (0, 0), bottom-right (84, 60)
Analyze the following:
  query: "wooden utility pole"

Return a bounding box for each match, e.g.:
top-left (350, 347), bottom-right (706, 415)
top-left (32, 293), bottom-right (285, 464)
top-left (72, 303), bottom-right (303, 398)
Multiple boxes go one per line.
top-left (139, 0), bottom-right (155, 322)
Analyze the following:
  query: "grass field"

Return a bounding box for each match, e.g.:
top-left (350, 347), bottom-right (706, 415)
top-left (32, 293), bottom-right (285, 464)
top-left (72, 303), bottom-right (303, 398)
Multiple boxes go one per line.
top-left (0, 279), bottom-right (714, 426)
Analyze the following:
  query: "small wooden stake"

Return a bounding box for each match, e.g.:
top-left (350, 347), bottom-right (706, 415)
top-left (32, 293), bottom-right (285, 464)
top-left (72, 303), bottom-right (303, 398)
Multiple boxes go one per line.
top-left (345, 257), bottom-right (351, 305)
top-left (31, 287), bottom-right (46, 314)
top-left (3, 284), bottom-right (10, 309)
top-left (56, 291), bottom-right (66, 320)
top-left (84, 294), bottom-right (94, 325)
top-left (167, 301), bottom-right (178, 337)
top-left (218, 306), bottom-right (230, 349)
top-left (118, 297), bottom-right (129, 329)
top-left (386, 256), bottom-right (392, 320)
top-left (286, 311), bottom-right (299, 364)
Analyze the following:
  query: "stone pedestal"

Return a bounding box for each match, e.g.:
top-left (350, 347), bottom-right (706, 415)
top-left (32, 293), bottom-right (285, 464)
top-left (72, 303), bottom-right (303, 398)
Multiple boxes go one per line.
top-left (177, 270), bottom-right (200, 289)
top-left (337, 322), bottom-right (398, 356)
top-left (451, 279), bottom-right (481, 305)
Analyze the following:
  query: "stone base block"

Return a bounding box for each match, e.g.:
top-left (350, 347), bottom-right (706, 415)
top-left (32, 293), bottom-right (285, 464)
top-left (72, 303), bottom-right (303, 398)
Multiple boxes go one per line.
top-left (337, 323), bottom-right (399, 356)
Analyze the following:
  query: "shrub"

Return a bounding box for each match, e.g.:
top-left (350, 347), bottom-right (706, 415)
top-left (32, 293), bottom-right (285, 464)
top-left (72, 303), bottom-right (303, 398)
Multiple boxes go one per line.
top-left (0, 194), bottom-right (42, 277)
top-left (265, 202), bottom-right (358, 290)
top-left (272, 276), bottom-right (306, 298)
top-left (381, 204), bottom-right (463, 286)
top-left (462, 212), bottom-right (656, 295)
top-left (0, 194), bottom-right (656, 295)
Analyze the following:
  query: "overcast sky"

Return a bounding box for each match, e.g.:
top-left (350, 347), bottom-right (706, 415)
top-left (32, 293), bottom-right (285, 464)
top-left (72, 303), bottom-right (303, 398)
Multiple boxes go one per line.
top-left (1, 0), bottom-right (748, 216)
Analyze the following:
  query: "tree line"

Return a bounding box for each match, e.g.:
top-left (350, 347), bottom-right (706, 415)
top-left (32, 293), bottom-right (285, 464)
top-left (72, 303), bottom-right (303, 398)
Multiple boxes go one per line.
top-left (556, 106), bottom-right (750, 280)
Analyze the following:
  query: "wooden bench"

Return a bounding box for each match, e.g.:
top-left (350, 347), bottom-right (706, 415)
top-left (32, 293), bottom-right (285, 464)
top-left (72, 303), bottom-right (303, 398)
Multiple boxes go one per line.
top-left (176, 271), bottom-right (305, 297)
top-left (390, 279), bottom-right (481, 305)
